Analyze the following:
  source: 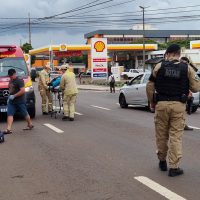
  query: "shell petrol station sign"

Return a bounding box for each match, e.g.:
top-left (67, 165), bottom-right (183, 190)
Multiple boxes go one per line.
top-left (24, 53), bottom-right (31, 71)
top-left (60, 44), bottom-right (67, 51)
top-left (91, 38), bottom-right (108, 79)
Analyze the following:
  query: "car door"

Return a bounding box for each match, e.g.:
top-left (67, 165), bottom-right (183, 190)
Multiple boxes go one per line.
top-left (135, 73), bottom-right (151, 106)
top-left (125, 74), bottom-right (143, 104)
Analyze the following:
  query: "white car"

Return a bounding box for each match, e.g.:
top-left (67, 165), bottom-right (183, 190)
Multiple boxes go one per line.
top-left (119, 72), bottom-right (200, 113)
top-left (121, 68), bottom-right (145, 79)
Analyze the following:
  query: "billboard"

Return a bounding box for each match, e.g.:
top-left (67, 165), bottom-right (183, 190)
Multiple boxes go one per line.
top-left (91, 38), bottom-right (108, 79)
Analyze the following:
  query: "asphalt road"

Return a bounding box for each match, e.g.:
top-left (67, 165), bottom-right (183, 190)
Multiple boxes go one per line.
top-left (0, 85), bottom-right (200, 200)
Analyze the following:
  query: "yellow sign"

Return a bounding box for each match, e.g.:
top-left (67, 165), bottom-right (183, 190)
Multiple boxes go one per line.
top-left (60, 44), bottom-right (67, 51)
top-left (0, 54), bottom-right (16, 58)
top-left (24, 54), bottom-right (29, 61)
top-left (94, 41), bottom-right (105, 52)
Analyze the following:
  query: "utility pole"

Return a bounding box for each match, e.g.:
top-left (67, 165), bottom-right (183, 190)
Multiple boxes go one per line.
top-left (139, 6), bottom-right (145, 72)
top-left (28, 13), bottom-right (31, 45)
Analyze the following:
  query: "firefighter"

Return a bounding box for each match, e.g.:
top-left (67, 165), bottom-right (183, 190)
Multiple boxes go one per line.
top-left (38, 63), bottom-right (53, 115)
top-left (60, 64), bottom-right (78, 121)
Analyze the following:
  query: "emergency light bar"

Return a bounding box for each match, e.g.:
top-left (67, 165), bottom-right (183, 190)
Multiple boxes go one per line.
top-left (0, 45), bottom-right (16, 52)
top-left (0, 45), bottom-right (16, 49)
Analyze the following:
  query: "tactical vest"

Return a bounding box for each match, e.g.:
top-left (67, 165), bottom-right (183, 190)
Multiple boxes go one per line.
top-left (155, 60), bottom-right (189, 98)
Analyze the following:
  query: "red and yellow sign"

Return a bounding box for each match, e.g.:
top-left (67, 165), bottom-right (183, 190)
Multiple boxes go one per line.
top-left (55, 50), bottom-right (82, 58)
top-left (94, 41), bottom-right (105, 52)
top-left (0, 54), bottom-right (16, 58)
top-left (24, 54), bottom-right (29, 61)
top-left (60, 44), bottom-right (67, 51)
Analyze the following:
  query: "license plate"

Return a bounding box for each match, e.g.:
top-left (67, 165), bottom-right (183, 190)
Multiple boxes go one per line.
top-left (0, 108), bottom-right (7, 112)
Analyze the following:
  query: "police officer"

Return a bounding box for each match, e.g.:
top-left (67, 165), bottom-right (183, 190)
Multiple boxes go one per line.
top-left (60, 64), bottom-right (78, 121)
top-left (146, 44), bottom-right (200, 177)
top-left (38, 63), bottom-right (53, 115)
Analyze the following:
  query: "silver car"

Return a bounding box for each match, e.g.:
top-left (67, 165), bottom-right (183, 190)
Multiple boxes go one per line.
top-left (119, 72), bottom-right (200, 113)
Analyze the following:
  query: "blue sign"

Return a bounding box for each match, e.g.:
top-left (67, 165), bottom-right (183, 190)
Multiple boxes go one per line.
top-left (93, 73), bottom-right (107, 78)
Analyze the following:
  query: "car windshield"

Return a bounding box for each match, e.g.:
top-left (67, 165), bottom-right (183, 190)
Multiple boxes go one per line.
top-left (132, 69), bottom-right (139, 73)
top-left (143, 73), bottom-right (151, 83)
top-left (0, 58), bottom-right (28, 77)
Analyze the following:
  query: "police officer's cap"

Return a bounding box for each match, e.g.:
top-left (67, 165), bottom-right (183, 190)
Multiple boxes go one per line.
top-left (166, 44), bottom-right (181, 54)
top-left (60, 64), bottom-right (69, 70)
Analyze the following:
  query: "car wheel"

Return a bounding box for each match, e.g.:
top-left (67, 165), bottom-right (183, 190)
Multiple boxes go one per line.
top-left (28, 107), bottom-right (36, 118)
top-left (192, 105), bottom-right (198, 113)
top-left (119, 94), bottom-right (128, 108)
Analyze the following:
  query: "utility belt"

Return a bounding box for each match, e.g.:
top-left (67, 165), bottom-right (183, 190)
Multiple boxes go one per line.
top-left (154, 93), bottom-right (188, 104)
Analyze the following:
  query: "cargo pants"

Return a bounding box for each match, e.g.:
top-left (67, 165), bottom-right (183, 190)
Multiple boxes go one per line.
top-left (63, 94), bottom-right (77, 118)
top-left (155, 101), bottom-right (186, 168)
top-left (39, 89), bottom-right (53, 113)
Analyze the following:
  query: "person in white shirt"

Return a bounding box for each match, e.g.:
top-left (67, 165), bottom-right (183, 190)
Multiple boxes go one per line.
top-left (108, 73), bottom-right (115, 93)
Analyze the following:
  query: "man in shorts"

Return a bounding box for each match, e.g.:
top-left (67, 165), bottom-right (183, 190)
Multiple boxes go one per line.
top-left (4, 69), bottom-right (34, 134)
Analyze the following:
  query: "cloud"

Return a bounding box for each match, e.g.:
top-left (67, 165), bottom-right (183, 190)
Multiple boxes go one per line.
top-left (0, 0), bottom-right (199, 48)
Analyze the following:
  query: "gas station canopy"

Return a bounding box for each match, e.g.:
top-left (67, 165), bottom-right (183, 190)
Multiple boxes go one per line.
top-left (29, 44), bottom-right (158, 56)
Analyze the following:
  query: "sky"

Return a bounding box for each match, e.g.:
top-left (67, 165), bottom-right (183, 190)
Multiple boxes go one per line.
top-left (0, 0), bottom-right (199, 48)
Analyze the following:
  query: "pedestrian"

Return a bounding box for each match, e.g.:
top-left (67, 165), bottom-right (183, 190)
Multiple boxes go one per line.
top-left (146, 44), bottom-right (200, 177)
top-left (4, 69), bottom-right (34, 134)
top-left (180, 57), bottom-right (197, 131)
top-left (38, 63), bottom-right (53, 115)
top-left (108, 73), bottom-right (115, 93)
top-left (60, 64), bottom-right (78, 121)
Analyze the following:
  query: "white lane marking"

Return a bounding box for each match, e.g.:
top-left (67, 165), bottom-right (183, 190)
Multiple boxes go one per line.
top-left (116, 103), bottom-right (120, 105)
top-left (44, 123), bottom-right (64, 134)
top-left (53, 106), bottom-right (83, 115)
top-left (188, 126), bottom-right (200, 130)
top-left (75, 112), bottom-right (83, 116)
top-left (134, 176), bottom-right (186, 200)
top-left (90, 105), bottom-right (111, 111)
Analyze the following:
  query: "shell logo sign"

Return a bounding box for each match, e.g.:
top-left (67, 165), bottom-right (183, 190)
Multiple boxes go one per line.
top-left (24, 54), bottom-right (29, 62)
top-left (91, 38), bottom-right (108, 79)
top-left (60, 44), bottom-right (67, 51)
top-left (24, 54), bottom-right (31, 71)
top-left (94, 41), bottom-right (105, 52)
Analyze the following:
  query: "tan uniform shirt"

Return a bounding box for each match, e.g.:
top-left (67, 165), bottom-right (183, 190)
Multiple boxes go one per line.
top-left (146, 59), bottom-right (200, 105)
top-left (38, 69), bottom-right (50, 91)
top-left (60, 70), bottom-right (78, 96)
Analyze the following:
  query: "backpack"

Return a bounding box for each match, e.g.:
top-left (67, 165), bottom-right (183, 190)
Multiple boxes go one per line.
top-left (111, 75), bottom-right (115, 83)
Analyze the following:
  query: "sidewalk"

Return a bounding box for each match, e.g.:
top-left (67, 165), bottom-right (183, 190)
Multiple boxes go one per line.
top-left (77, 84), bottom-right (120, 91)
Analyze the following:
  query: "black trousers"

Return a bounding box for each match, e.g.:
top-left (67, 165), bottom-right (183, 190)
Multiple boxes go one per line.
top-left (110, 82), bottom-right (115, 93)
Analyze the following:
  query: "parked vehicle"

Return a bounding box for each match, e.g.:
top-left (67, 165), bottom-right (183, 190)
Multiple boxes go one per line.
top-left (0, 45), bottom-right (36, 118)
top-left (119, 72), bottom-right (200, 113)
top-left (121, 68), bottom-right (145, 79)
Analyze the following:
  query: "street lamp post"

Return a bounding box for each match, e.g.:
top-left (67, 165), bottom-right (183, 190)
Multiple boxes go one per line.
top-left (139, 6), bottom-right (145, 72)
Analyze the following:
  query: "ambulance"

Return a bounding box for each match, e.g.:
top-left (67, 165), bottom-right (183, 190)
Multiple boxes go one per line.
top-left (0, 45), bottom-right (36, 118)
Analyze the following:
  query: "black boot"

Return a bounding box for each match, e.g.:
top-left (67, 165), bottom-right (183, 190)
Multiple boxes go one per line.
top-left (159, 160), bottom-right (168, 171)
top-left (184, 125), bottom-right (193, 131)
top-left (69, 118), bottom-right (74, 121)
top-left (168, 168), bottom-right (184, 177)
top-left (43, 112), bottom-right (48, 115)
top-left (62, 116), bottom-right (69, 121)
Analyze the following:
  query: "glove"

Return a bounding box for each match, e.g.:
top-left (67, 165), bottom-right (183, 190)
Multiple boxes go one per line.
top-left (9, 95), bottom-right (15, 101)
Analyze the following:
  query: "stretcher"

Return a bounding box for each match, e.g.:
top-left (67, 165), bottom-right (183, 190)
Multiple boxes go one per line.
top-left (50, 86), bottom-right (63, 119)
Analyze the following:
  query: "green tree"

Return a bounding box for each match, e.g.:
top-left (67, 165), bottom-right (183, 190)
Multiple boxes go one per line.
top-left (166, 39), bottom-right (191, 49)
top-left (21, 43), bottom-right (35, 65)
top-left (130, 38), bottom-right (192, 50)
